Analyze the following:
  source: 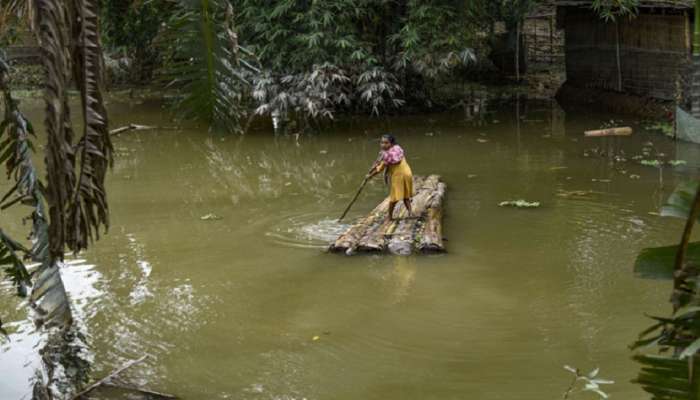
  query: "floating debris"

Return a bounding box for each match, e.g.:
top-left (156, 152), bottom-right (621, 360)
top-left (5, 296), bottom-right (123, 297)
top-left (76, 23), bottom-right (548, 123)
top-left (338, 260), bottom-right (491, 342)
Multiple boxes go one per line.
top-left (476, 138), bottom-right (488, 143)
top-left (556, 190), bottom-right (594, 199)
top-left (668, 160), bottom-right (687, 167)
top-left (629, 174), bottom-right (641, 179)
top-left (640, 159), bottom-right (661, 167)
top-left (499, 200), bottom-right (541, 208)
top-left (200, 213), bottom-right (222, 221)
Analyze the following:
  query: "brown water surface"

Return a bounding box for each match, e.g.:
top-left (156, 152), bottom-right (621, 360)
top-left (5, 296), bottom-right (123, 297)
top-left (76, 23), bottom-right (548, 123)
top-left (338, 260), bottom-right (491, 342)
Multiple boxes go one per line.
top-left (1, 96), bottom-right (697, 399)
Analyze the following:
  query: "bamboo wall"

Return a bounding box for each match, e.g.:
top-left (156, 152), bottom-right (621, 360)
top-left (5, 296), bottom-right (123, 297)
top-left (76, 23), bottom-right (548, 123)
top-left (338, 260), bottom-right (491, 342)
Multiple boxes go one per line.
top-left (562, 7), bottom-right (690, 100)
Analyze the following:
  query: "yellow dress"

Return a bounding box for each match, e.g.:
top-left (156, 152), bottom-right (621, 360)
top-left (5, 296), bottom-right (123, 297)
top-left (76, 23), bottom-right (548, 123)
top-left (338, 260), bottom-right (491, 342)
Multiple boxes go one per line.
top-left (376, 158), bottom-right (413, 202)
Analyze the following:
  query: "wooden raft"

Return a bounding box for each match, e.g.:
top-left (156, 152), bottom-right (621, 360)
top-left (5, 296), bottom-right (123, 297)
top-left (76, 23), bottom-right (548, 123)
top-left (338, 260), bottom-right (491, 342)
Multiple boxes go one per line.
top-left (329, 175), bottom-right (446, 255)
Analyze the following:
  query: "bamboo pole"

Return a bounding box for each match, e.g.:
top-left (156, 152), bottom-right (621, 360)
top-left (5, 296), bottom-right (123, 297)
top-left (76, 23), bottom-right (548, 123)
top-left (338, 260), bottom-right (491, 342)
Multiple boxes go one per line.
top-left (584, 126), bottom-right (633, 137)
top-left (694, 0), bottom-right (700, 56)
top-left (615, 21), bottom-right (622, 92)
top-left (338, 153), bottom-right (383, 221)
top-left (515, 19), bottom-right (521, 82)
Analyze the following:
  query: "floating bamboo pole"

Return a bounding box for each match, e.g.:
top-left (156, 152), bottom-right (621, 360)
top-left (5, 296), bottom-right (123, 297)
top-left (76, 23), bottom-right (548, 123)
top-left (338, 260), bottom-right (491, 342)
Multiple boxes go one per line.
top-left (584, 127), bottom-right (633, 137)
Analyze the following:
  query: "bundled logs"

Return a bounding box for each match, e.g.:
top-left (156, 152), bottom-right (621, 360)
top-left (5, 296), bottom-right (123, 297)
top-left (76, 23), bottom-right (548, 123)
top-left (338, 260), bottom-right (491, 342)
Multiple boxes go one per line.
top-left (329, 175), bottom-right (446, 255)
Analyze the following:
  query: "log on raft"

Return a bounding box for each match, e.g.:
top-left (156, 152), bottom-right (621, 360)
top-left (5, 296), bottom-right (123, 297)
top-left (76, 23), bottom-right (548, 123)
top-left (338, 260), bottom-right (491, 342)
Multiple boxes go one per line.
top-left (329, 175), bottom-right (446, 255)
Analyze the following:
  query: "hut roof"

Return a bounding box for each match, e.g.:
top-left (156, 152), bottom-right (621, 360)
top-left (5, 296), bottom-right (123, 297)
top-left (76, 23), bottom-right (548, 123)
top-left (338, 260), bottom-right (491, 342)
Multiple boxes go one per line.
top-left (556, 0), bottom-right (692, 9)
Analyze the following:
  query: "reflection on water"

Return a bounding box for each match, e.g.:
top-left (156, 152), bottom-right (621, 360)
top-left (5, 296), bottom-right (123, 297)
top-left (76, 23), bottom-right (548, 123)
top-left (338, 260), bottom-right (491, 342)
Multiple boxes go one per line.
top-left (0, 96), bottom-right (695, 399)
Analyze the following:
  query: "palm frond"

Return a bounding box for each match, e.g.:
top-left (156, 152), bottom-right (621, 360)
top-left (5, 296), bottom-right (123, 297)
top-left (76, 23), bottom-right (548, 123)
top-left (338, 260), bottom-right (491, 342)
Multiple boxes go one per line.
top-left (67, 0), bottom-right (113, 252)
top-left (32, 0), bottom-right (78, 260)
top-left (0, 229), bottom-right (30, 296)
top-left (0, 48), bottom-right (71, 328)
top-left (157, 0), bottom-right (259, 133)
top-left (30, 260), bottom-right (73, 328)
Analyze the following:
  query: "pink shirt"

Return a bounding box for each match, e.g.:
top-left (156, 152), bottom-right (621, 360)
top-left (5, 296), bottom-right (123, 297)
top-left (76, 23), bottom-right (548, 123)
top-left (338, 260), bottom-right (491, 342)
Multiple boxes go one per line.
top-left (382, 145), bottom-right (405, 165)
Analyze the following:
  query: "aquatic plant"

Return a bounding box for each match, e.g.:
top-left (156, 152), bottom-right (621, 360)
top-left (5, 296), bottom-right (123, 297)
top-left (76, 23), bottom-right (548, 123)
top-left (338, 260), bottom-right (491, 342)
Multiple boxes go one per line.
top-left (668, 160), bottom-right (688, 167)
top-left (644, 121), bottom-right (674, 138)
top-left (498, 199), bottom-right (541, 208)
top-left (640, 159), bottom-right (662, 168)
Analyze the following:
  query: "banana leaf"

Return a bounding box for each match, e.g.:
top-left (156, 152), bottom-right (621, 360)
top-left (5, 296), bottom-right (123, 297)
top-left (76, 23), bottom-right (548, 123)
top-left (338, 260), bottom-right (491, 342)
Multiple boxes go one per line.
top-left (661, 181), bottom-right (700, 221)
top-left (634, 242), bottom-right (700, 280)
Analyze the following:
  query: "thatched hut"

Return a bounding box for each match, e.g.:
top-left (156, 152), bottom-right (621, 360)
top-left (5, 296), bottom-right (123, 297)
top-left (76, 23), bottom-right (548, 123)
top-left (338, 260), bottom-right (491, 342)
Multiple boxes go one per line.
top-left (556, 0), bottom-right (694, 101)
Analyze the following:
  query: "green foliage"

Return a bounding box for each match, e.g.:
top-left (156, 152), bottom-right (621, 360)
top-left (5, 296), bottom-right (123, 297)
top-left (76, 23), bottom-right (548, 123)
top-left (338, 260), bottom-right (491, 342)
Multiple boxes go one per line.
top-left (157, 0), bottom-right (259, 133)
top-left (466, 0), bottom-right (539, 30)
top-left (644, 120), bottom-right (674, 137)
top-left (591, 0), bottom-right (639, 21)
top-left (237, 0), bottom-right (372, 73)
top-left (391, 1), bottom-right (476, 78)
top-left (238, 0), bottom-right (478, 119)
top-left (635, 242), bottom-right (700, 280)
top-left (641, 159), bottom-right (662, 167)
top-left (0, 0), bottom-right (30, 45)
top-left (632, 180), bottom-right (700, 399)
top-left (661, 181), bottom-right (700, 221)
top-left (100, 0), bottom-right (172, 80)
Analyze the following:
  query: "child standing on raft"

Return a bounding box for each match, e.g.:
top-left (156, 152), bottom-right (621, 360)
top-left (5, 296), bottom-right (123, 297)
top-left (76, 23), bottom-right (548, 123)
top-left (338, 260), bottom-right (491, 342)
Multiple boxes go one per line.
top-left (367, 134), bottom-right (414, 221)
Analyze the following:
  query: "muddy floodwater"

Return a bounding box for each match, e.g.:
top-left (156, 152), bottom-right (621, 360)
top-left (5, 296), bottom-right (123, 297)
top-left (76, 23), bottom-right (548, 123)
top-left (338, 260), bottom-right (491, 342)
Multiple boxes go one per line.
top-left (1, 96), bottom-right (699, 399)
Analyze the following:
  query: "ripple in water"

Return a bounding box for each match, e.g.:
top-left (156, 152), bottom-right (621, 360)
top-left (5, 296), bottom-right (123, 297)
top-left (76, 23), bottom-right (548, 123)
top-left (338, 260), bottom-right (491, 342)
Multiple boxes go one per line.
top-left (266, 213), bottom-right (350, 249)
